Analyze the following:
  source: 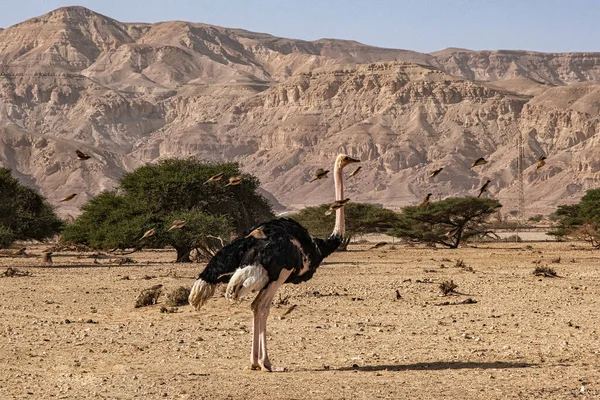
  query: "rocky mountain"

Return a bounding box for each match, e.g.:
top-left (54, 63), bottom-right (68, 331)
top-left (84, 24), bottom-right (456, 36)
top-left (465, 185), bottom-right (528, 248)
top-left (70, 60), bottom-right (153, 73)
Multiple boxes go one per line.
top-left (1, 6), bottom-right (599, 217)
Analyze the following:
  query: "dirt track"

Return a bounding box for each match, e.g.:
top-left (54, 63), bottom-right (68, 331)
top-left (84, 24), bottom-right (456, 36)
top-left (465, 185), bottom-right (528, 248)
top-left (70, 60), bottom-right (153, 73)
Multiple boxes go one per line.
top-left (0, 242), bottom-right (599, 399)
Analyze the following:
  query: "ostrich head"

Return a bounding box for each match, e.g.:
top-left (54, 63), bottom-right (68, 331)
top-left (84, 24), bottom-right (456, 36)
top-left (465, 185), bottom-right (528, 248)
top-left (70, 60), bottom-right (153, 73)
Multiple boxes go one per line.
top-left (335, 154), bottom-right (361, 171)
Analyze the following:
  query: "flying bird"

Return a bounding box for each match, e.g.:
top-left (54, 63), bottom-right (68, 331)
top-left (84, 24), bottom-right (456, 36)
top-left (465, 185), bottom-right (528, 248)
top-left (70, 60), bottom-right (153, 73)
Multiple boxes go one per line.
top-left (445, 227), bottom-right (458, 238)
top-left (309, 168), bottom-right (329, 183)
top-left (141, 228), bottom-right (156, 240)
top-left (75, 150), bottom-right (91, 160)
top-left (204, 173), bottom-right (224, 184)
top-left (245, 226), bottom-right (267, 240)
top-left (470, 157), bottom-right (488, 169)
top-left (168, 220), bottom-right (187, 231)
top-left (189, 154), bottom-right (360, 372)
top-left (348, 166), bottom-right (362, 178)
top-left (536, 155), bottom-right (546, 170)
top-left (224, 176), bottom-right (243, 187)
top-left (477, 179), bottom-right (492, 198)
top-left (429, 168), bottom-right (444, 178)
top-left (369, 242), bottom-right (388, 250)
top-left (60, 194), bottom-right (77, 202)
top-left (419, 193), bottom-right (432, 208)
top-left (325, 198), bottom-right (350, 216)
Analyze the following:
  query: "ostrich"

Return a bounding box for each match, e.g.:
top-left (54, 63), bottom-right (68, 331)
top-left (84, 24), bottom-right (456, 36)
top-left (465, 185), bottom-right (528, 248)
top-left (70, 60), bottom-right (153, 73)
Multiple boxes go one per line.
top-left (188, 154), bottom-right (360, 372)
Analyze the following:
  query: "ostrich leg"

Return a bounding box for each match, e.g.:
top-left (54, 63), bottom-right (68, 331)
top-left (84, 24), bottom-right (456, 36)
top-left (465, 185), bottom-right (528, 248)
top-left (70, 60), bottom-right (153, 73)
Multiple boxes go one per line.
top-left (250, 292), bottom-right (266, 370)
top-left (250, 269), bottom-right (292, 372)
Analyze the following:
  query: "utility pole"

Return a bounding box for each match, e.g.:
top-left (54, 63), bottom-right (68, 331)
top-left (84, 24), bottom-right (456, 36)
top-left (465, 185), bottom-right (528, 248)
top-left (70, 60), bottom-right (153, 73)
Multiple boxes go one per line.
top-left (517, 129), bottom-right (525, 226)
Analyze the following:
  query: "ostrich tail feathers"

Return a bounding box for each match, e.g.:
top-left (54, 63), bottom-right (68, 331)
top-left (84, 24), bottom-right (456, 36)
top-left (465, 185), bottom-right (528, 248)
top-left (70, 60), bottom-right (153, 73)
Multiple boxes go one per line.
top-left (188, 279), bottom-right (216, 311)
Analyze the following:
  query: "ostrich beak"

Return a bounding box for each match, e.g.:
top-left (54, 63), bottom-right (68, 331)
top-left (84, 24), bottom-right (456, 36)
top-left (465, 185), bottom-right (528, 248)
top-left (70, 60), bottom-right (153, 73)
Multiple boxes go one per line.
top-left (347, 157), bottom-right (360, 163)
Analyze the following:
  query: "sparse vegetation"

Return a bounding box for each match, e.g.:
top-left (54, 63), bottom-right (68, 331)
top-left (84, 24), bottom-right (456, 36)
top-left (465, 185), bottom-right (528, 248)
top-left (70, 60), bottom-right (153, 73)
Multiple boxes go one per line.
top-left (528, 214), bottom-right (544, 223)
top-left (454, 259), bottom-right (474, 272)
top-left (439, 280), bottom-right (458, 295)
top-left (135, 285), bottom-right (163, 308)
top-left (392, 197), bottom-right (502, 248)
top-left (533, 265), bottom-right (557, 277)
top-left (1, 267), bottom-right (32, 277)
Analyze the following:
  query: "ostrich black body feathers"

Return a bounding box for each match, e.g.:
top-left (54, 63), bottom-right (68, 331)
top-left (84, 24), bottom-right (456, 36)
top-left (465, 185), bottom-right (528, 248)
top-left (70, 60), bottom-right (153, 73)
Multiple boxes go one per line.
top-left (197, 218), bottom-right (342, 286)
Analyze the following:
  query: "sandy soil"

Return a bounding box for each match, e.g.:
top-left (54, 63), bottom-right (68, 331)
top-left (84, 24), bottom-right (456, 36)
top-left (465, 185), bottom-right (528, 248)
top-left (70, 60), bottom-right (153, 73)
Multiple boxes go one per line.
top-left (0, 242), bottom-right (599, 399)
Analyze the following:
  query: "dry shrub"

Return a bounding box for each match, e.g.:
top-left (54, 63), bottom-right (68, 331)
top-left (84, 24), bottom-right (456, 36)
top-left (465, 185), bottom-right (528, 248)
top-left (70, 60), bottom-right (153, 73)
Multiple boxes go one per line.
top-left (275, 293), bottom-right (290, 306)
top-left (439, 280), bottom-right (458, 295)
top-left (453, 259), bottom-right (474, 272)
top-left (550, 256), bottom-right (561, 264)
top-left (533, 266), bottom-right (557, 277)
top-left (1, 267), bottom-right (31, 277)
top-left (166, 286), bottom-right (191, 307)
top-left (135, 285), bottom-right (163, 308)
top-left (571, 224), bottom-right (600, 248)
top-left (112, 257), bottom-right (135, 265)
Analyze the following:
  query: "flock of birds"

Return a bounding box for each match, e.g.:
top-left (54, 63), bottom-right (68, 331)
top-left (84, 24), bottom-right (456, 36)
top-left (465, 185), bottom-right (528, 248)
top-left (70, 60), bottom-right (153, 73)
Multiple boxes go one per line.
top-left (418, 154), bottom-right (547, 209)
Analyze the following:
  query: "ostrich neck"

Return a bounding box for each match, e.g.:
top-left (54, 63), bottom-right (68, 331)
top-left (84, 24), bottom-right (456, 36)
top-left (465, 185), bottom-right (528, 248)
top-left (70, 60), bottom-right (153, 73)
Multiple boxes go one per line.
top-left (332, 163), bottom-right (345, 237)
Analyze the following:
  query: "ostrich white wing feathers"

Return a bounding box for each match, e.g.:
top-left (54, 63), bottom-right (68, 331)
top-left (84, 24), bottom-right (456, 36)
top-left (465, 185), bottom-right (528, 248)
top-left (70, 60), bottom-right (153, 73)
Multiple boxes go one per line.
top-left (226, 264), bottom-right (269, 301)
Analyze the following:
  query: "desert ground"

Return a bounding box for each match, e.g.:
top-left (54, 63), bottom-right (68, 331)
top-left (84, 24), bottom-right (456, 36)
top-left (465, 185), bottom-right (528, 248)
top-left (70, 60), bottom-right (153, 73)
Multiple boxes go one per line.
top-left (0, 241), bottom-right (599, 399)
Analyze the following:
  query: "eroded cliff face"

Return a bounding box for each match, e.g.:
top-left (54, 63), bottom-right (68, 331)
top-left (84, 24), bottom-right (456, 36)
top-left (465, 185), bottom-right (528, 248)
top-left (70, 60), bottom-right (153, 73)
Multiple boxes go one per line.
top-left (1, 7), bottom-right (600, 216)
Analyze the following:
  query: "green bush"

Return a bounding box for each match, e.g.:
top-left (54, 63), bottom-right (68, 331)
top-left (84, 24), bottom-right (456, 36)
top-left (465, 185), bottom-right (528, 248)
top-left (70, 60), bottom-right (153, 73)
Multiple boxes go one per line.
top-left (549, 189), bottom-right (600, 247)
top-left (62, 158), bottom-right (274, 261)
top-left (290, 202), bottom-right (399, 250)
top-left (0, 168), bottom-right (63, 248)
top-left (391, 197), bottom-right (501, 248)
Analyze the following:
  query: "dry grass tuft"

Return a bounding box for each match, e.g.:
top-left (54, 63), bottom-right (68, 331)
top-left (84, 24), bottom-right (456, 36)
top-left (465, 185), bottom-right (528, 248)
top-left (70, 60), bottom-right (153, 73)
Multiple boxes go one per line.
top-left (135, 285), bottom-right (163, 308)
top-left (439, 280), bottom-right (458, 295)
top-left (453, 259), bottom-right (474, 272)
top-left (1, 267), bottom-right (32, 277)
top-left (165, 286), bottom-right (191, 307)
top-left (275, 293), bottom-right (290, 306)
top-left (533, 265), bottom-right (557, 278)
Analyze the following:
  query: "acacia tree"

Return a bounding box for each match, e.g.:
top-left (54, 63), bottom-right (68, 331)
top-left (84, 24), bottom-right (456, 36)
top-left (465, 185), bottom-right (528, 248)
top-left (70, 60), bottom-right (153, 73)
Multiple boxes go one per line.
top-left (61, 158), bottom-right (274, 261)
top-left (549, 189), bottom-right (600, 247)
top-left (290, 202), bottom-right (399, 250)
top-left (391, 197), bottom-right (501, 248)
top-left (0, 167), bottom-right (63, 248)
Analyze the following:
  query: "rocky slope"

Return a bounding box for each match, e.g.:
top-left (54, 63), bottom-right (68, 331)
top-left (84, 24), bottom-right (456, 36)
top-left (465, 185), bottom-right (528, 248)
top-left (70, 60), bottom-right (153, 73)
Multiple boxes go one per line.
top-left (1, 6), bottom-right (599, 217)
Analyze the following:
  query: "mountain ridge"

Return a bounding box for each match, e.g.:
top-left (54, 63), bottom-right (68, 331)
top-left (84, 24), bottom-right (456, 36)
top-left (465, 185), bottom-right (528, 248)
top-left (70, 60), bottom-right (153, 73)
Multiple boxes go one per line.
top-left (1, 6), bottom-right (599, 217)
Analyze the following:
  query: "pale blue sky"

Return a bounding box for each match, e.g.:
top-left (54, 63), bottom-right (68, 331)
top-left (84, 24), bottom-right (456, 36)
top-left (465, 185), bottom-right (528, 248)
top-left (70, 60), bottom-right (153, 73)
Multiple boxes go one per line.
top-left (0, 0), bottom-right (598, 53)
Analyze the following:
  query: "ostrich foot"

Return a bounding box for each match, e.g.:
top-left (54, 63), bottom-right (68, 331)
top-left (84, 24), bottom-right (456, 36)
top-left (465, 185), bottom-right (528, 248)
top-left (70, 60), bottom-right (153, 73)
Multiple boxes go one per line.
top-left (260, 360), bottom-right (286, 372)
top-left (250, 363), bottom-right (260, 370)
